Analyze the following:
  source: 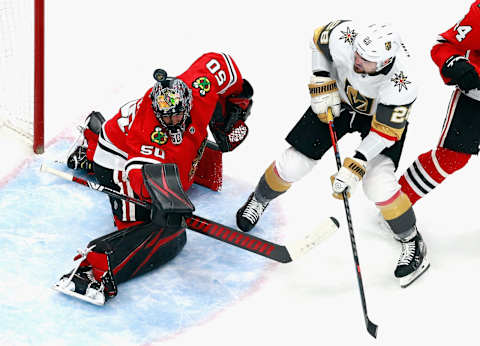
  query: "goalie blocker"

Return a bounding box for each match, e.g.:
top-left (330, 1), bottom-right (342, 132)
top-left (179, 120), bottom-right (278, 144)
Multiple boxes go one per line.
top-left (53, 163), bottom-right (194, 305)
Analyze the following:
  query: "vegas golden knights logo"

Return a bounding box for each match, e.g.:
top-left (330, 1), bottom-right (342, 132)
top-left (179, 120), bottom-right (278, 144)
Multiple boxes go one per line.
top-left (385, 41), bottom-right (392, 51)
top-left (345, 79), bottom-right (374, 115)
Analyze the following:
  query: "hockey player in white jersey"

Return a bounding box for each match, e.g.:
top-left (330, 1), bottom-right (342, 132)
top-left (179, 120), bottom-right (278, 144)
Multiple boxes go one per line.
top-left (237, 21), bottom-right (429, 287)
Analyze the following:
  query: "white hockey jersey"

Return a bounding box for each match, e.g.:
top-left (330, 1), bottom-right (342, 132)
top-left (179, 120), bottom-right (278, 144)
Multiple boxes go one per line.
top-left (311, 20), bottom-right (417, 142)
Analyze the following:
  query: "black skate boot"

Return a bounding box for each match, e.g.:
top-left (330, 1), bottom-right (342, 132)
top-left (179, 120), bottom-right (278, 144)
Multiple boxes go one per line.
top-left (394, 228), bottom-right (430, 288)
top-left (66, 111), bottom-right (105, 174)
top-left (236, 192), bottom-right (269, 232)
top-left (67, 146), bottom-right (94, 173)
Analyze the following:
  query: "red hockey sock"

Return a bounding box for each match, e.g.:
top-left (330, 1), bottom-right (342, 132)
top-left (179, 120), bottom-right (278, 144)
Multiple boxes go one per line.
top-left (399, 147), bottom-right (470, 205)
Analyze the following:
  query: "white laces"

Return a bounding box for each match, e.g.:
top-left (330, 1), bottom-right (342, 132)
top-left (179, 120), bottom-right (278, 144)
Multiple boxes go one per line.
top-left (243, 196), bottom-right (266, 224)
top-left (397, 240), bottom-right (416, 266)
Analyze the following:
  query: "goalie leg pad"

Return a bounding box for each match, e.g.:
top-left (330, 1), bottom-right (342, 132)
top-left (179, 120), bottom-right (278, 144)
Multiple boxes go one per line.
top-left (86, 222), bottom-right (187, 290)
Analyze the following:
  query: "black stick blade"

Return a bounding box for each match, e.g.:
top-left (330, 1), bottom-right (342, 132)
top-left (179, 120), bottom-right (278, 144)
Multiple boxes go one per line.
top-left (366, 319), bottom-right (378, 338)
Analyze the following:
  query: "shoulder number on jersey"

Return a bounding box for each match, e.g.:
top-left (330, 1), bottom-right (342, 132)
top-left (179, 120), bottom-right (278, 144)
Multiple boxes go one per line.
top-left (319, 20), bottom-right (343, 45)
top-left (454, 17), bottom-right (472, 42)
top-left (206, 59), bottom-right (227, 87)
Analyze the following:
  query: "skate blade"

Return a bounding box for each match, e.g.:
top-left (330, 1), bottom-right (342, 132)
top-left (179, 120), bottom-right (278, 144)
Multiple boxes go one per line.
top-left (399, 257), bottom-right (431, 288)
top-left (52, 282), bottom-right (105, 306)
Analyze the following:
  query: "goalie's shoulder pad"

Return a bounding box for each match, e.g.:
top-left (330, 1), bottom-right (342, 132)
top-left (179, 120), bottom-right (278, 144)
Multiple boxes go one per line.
top-left (313, 20), bottom-right (351, 61)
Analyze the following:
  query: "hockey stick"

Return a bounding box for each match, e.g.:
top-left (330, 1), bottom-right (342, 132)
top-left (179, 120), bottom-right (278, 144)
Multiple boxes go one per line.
top-left (40, 164), bottom-right (339, 263)
top-left (325, 109), bottom-right (378, 338)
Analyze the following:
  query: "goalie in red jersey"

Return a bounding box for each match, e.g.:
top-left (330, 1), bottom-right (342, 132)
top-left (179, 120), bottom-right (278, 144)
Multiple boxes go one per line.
top-left (399, 1), bottom-right (480, 205)
top-left (55, 52), bottom-right (253, 305)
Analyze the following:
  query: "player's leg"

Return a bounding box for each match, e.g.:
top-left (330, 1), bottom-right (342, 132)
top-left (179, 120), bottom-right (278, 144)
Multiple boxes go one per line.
top-left (54, 163), bottom-right (193, 305)
top-left (399, 90), bottom-right (478, 205)
top-left (67, 111), bottom-right (106, 174)
top-left (93, 163), bottom-right (150, 230)
top-left (363, 155), bottom-right (430, 287)
top-left (236, 107), bottom-right (351, 232)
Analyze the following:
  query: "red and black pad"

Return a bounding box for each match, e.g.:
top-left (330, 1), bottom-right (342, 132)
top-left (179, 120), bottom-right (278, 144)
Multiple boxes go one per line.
top-left (83, 221), bottom-right (187, 300)
top-left (142, 163), bottom-right (195, 227)
top-left (194, 140), bottom-right (223, 191)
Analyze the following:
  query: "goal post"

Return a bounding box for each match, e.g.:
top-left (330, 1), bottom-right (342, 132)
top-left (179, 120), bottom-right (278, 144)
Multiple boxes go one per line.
top-left (34, 0), bottom-right (44, 154)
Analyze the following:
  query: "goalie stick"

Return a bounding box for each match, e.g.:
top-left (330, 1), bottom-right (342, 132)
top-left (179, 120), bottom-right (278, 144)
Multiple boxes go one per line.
top-left (40, 164), bottom-right (339, 263)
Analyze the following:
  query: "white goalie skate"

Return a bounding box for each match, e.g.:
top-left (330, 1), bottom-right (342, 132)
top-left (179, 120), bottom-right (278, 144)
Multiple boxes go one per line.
top-left (52, 246), bottom-right (106, 306)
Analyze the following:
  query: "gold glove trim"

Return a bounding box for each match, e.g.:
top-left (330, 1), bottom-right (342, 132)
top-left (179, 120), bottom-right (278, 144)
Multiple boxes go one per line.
top-left (344, 157), bottom-right (365, 180)
top-left (308, 80), bottom-right (338, 97)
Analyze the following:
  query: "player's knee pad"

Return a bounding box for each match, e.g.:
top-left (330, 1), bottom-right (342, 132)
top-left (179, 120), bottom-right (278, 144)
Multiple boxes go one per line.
top-left (82, 222), bottom-right (187, 298)
top-left (275, 147), bottom-right (317, 183)
top-left (256, 147), bottom-right (316, 202)
top-left (362, 155), bottom-right (400, 203)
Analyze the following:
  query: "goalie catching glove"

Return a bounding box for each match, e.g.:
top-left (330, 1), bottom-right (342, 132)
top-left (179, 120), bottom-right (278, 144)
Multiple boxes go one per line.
top-left (309, 76), bottom-right (341, 123)
top-left (210, 79), bottom-right (253, 152)
top-left (331, 156), bottom-right (366, 199)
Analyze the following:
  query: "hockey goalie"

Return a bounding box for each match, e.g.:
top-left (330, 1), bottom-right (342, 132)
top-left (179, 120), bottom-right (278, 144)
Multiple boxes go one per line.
top-left (54, 52), bottom-right (253, 305)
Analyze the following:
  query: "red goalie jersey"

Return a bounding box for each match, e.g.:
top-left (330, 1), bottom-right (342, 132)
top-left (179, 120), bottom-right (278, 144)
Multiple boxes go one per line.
top-left (431, 0), bottom-right (480, 83)
top-left (101, 52), bottom-right (244, 197)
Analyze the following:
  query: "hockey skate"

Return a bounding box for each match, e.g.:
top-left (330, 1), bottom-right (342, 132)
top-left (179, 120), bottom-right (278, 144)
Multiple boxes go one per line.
top-left (52, 246), bottom-right (107, 306)
top-left (67, 146), bottom-right (94, 173)
top-left (66, 111), bottom-right (105, 174)
top-left (394, 229), bottom-right (430, 288)
top-left (53, 266), bottom-right (107, 306)
top-left (236, 192), bottom-right (269, 232)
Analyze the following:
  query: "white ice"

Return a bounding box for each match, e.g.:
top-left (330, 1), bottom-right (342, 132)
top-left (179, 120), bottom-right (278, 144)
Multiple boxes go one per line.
top-left (1, 1), bottom-right (479, 345)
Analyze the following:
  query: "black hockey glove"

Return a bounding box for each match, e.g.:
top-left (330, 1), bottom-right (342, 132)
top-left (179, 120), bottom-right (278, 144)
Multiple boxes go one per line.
top-left (442, 56), bottom-right (480, 93)
top-left (209, 79), bottom-right (253, 152)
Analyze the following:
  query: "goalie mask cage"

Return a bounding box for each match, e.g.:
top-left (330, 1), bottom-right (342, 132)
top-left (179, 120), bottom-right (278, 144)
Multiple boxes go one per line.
top-left (0, 0), bottom-right (44, 154)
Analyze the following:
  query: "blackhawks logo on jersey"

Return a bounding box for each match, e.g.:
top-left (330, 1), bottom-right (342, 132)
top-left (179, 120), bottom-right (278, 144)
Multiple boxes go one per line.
top-left (192, 77), bottom-right (211, 96)
top-left (339, 26), bottom-right (357, 45)
top-left (151, 126), bottom-right (168, 145)
top-left (391, 71), bottom-right (411, 92)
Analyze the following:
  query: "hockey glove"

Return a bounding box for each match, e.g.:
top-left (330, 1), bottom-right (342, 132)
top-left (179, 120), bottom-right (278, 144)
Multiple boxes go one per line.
top-left (309, 76), bottom-right (341, 123)
top-left (330, 157), bottom-right (366, 199)
top-left (442, 56), bottom-right (480, 93)
top-left (210, 79), bottom-right (253, 152)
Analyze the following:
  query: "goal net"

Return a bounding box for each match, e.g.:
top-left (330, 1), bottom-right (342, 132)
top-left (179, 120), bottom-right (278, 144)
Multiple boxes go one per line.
top-left (0, 0), bottom-right (44, 154)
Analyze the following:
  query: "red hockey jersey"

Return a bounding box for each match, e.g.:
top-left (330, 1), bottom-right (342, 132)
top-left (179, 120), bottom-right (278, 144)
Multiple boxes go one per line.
top-left (101, 52), bottom-right (243, 198)
top-left (431, 0), bottom-right (480, 84)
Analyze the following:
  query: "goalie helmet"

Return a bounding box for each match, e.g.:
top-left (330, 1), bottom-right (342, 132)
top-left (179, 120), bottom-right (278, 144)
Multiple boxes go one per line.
top-left (150, 77), bottom-right (193, 145)
top-left (353, 23), bottom-right (401, 72)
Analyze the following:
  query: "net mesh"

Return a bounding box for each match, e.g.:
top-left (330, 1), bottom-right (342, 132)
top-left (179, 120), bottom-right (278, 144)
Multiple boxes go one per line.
top-left (0, 0), bottom-right (34, 143)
